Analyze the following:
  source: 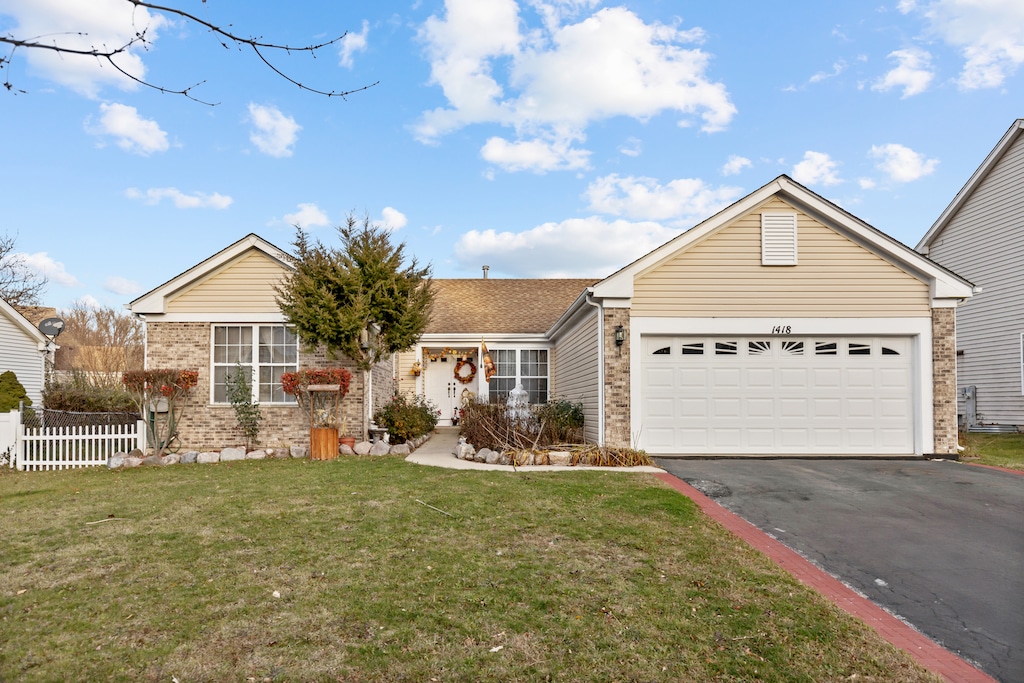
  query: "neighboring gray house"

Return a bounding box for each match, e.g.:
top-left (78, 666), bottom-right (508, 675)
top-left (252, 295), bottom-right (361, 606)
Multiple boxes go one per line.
top-left (917, 118), bottom-right (1024, 431)
top-left (0, 298), bottom-right (51, 407)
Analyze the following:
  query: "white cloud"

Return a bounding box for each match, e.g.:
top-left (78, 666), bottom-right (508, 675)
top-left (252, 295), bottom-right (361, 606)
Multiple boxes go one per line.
top-left (339, 20), bottom-right (370, 69)
top-left (247, 103), bottom-right (301, 157)
top-left (125, 187), bottom-right (232, 209)
top-left (791, 151), bottom-right (842, 186)
top-left (585, 174), bottom-right (743, 223)
top-left (618, 137), bottom-right (642, 157)
top-left (19, 252), bottom-right (80, 287)
top-left (809, 60), bottom-right (847, 84)
top-left (872, 48), bottom-right (934, 97)
top-left (858, 177), bottom-right (877, 190)
top-left (415, 2), bottom-right (735, 171)
top-left (870, 143), bottom-right (939, 182)
top-left (0, 0), bottom-right (166, 97)
top-left (481, 135), bottom-right (590, 173)
top-left (283, 203), bottom-right (330, 229)
top-left (452, 216), bottom-right (680, 277)
top-left (87, 103), bottom-right (169, 155)
top-left (722, 155), bottom-right (752, 176)
top-left (103, 276), bottom-right (142, 296)
top-left (380, 207), bottom-right (408, 230)
top-left (903, 0), bottom-right (1024, 89)
top-left (73, 295), bottom-right (103, 310)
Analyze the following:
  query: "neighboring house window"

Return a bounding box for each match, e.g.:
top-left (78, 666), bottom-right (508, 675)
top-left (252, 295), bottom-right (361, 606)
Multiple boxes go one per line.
top-left (761, 213), bottom-right (798, 265)
top-left (211, 325), bottom-right (298, 404)
top-left (488, 349), bottom-right (549, 405)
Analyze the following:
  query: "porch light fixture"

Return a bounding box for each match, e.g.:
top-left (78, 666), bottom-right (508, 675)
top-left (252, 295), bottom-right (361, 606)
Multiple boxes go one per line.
top-left (614, 325), bottom-right (625, 347)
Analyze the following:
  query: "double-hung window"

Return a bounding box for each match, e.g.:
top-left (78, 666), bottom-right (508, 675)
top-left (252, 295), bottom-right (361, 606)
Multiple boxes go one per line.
top-left (212, 325), bottom-right (298, 404)
top-left (488, 348), bottom-right (549, 404)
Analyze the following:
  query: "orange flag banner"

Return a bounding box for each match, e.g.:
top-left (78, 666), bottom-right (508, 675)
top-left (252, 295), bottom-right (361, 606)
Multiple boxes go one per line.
top-left (481, 341), bottom-right (496, 382)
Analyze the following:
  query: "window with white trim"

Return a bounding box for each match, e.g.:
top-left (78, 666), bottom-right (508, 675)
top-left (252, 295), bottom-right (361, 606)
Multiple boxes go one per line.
top-left (488, 348), bottom-right (549, 405)
top-left (761, 213), bottom-right (798, 265)
top-left (212, 325), bottom-right (298, 404)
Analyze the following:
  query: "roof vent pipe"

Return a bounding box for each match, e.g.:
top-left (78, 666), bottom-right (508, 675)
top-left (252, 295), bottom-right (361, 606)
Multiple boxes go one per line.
top-left (482, 265), bottom-right (489, 279)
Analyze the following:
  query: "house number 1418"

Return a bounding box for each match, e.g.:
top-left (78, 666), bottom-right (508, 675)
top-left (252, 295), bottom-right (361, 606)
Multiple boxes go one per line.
top-left (771, 325), bottom-right (792, 334)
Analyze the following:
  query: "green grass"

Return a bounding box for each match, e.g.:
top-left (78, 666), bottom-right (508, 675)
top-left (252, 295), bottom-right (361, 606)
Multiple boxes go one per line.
top-left (1, 457), bottom-right (940, 682)
top-left (960, 431), bottom-right (1024, 469)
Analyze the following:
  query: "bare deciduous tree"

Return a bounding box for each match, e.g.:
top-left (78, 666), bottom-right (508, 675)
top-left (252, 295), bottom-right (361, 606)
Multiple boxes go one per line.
top-left (0, 232), bottom-right (46, 308)
top-left (56, 302), bottom-right (144, 384)
top-left (1, 1), bottom-right (377, 104)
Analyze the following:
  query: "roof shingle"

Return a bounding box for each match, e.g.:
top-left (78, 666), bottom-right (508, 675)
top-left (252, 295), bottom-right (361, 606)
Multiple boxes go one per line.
top-left (425, 279), bottom-right (598, 334)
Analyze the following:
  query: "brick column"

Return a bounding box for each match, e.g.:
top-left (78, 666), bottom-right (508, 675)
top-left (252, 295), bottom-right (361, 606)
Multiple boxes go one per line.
top-left (931, 307), bottom-right (958, 457)
top-left (603, 309), bottom-right (631, 448)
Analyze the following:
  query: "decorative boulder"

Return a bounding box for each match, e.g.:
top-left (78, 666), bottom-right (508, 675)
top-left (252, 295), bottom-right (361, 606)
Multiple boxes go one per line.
top-left (246, 449), bottom-right (267, 460)
top-left (124, 456), bottom-right (144, 468)
top-left (220, 447), bottom-right (246, 462)
top-left (369, 440), bottom-right (390, 456)
top-left (107, 454), bottom-right (126, 469)
top-left (498, 451), bottom-right (512, 466)
top-left (338, 444), bottom-right (355, 456)
top-left (290, 446), bottom-right (307, 459)
top-left (354, 441), bottom-right (372, 455)
top-left (389, 442), bottom-right (411, 456)
top-left (197, 452), bottom-right (220, 464)
top-left (548, 451), bottom-right (572, 466)
top-left (534, 452), bottom-right (549, 466)
top-left (127, 448), bottom-right (145, 459)
top-left (484, 449), bottom-right (501, 465)
top-left (180, 451), bottom-right (199, 464)
top-left (142, 455), bottom-right (163, 466)
top-left (161, 453), bottom-right (182, 466)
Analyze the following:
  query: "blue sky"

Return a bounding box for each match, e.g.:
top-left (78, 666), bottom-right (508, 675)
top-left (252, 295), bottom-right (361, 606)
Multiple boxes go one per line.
top-left (2, 0), bottom-right (1022, 311)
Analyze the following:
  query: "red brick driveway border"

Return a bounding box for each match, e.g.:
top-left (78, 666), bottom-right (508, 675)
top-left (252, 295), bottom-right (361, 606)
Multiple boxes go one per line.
top-left (655, 472), bottom-right (999, 683)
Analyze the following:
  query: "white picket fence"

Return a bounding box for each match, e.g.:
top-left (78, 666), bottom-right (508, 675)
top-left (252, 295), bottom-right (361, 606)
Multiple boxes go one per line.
top-left (2, 409), bottom-right (146, 471)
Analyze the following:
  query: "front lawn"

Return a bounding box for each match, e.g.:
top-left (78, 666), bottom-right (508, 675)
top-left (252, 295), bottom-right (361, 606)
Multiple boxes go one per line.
top-left (1, 457), bottom-right (940, 682)
top-left (960, 431), bottom-right (1024, 470)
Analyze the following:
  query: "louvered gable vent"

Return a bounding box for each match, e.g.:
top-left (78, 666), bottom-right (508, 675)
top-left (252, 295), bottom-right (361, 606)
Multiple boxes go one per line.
top-left (761, 213), bottom-right (798, 265)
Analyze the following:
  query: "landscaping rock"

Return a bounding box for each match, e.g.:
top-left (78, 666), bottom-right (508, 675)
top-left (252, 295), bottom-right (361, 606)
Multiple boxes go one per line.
top-left (290, 446), bottom-right (307, 459)
top-left (498, 451), bottom-right (512, 466)
top-left (339, 444), bottom-right (355, 455)
top-left (534, 451), bottom-right (549, 466)
top-left (107, 454), bottom-right (126, 469)
top-left (389, 442), bottom-right (411, 456)
top-left (473, 449), bottom-right (487, 463)
top-left (142, 455), bottom-right (163, 466)
top-left (246, 449), bottom-right (267, 460)
top-left (369, 440), bottom-right (390, 456)
top-left (127, 448), bottom-right (144, 459)
top-left (180, 451), bottom-right (199, 464)
top-left (161, 453), bottom-right (181, 466)
top-left (548, 451), bottom-right (572, 466)
top-left (484, 449), bottom-right (501, 465)
top-left (124, 456), bottom-right (144, 468)
top-left (197, 452), bottom-right (220, 464)
top-left (220, 447), bottom-right (246, 462)
top-left (354, 441), bottom-right (372, 455)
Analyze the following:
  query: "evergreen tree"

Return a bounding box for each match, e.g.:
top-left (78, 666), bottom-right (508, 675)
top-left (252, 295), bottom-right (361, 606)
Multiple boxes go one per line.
top-left (0, 370), bottom-right (32, 412)
top-left (277, 214), bottom-right (434, 371)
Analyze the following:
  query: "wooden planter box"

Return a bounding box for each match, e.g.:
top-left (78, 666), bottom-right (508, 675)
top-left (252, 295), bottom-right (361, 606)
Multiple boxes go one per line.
top-left (310, 427), bottom-right (339, 460)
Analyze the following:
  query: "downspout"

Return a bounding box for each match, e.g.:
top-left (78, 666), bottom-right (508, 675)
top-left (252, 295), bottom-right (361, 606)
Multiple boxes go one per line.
top-left (583, 293), bottom-right (605, 446)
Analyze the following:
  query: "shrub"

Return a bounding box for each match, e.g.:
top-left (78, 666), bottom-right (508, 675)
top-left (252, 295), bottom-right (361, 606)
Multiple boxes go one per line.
top-left (43, 370), bottom-right (136, 413)
top-left (0, 370), bottom-right (32, 412)
top-left (534, 398), bottom-right (585, 444)
top-left (226, 363), bottom-right (263, 450)
top-left (460, 397), bottom-right (585, 451)
top-left (374, 394), bottom-right (438, 444)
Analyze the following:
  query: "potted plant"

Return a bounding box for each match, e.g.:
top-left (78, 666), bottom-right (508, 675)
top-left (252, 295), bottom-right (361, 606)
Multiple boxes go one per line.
top-left (280, 368), bottom-right (352, 459)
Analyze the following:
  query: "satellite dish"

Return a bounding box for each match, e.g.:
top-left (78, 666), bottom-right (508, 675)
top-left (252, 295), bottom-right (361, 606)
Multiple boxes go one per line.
top-left (38, 317), bottom-right (65, 338)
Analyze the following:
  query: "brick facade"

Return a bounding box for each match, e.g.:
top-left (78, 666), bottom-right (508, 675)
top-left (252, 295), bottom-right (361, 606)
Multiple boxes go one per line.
top-left (602, 308), bottom-right (631, 448)
top-left (146, 322), bottom-right (371, 452)
top-left (931, 307), bottom-right (959, 457)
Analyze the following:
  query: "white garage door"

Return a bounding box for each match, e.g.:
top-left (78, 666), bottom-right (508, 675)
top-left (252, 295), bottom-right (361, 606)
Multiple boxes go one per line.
top-left (641, 336), bottom-right (915, 455)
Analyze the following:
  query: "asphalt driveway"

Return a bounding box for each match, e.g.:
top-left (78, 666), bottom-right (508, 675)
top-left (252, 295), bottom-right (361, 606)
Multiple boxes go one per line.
top-left (654, 458), bottom-right (1024, 683)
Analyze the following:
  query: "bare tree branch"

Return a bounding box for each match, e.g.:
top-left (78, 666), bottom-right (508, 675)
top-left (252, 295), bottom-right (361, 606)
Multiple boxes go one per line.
top-left (0, 232), bottom-right (47, 309)
top-left (0, 1), bottom-right (378, 103)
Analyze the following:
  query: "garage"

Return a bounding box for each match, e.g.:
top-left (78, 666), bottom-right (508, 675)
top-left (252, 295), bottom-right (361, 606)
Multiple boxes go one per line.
top-left (641, 335), bottom-right (915, 455)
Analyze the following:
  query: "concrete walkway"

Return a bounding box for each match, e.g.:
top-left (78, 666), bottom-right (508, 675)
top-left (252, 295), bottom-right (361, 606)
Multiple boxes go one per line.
top-left (404, 427), bottom-right (664, 473)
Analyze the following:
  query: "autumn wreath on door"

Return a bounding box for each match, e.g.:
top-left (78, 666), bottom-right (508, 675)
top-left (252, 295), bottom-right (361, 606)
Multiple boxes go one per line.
top-left (454, 358), bottom-right (477, 384)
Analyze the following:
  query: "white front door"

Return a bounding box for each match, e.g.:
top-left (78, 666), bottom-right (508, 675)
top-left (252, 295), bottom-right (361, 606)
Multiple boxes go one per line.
top-left (424, 355), bottom-right (460, 425)
top-left (640, 336), bottom-right (915, 455)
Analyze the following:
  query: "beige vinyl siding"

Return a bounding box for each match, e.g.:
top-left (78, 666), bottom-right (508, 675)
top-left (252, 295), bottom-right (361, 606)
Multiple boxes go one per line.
top-left (633, 197), bottom-right (931, 318)
top-left (928, 132), bottom-right (1024, 426)
top-left (395, 350), bottom-right (419, 398)
top-left (167, 252), bottom-right (288, 314)
top-left (552, 309), bottom-right (600, 443)
top-left (0, 314), bottom-right (44, 406)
